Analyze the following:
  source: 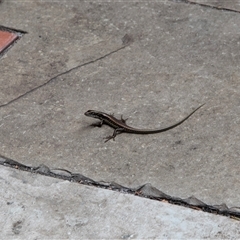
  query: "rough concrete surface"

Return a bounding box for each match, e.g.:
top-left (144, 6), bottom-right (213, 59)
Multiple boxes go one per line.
top-left (0, 0), bottom-right (240, 238)
top-left (1, 167), bottom-right (240, 239)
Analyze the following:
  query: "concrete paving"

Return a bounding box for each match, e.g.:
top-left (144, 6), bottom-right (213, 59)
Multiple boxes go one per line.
top-left (1, 166), bottom-right (240, 239)
top-left (0, 0), bottom-right (240, 238)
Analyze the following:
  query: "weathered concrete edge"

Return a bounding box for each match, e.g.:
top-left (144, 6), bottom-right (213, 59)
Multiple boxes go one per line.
top-left (0, 154), bottom-right (239, 221)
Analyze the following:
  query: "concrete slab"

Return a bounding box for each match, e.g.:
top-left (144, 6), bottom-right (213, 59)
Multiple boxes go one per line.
top-left (1, 166), bottom-right (239, 239)
top-left (0, 0), bottom-right (240, 233)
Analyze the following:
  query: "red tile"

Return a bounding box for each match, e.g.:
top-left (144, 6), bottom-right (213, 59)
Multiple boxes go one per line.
top-left (0, 30), bottom-right (18, 53)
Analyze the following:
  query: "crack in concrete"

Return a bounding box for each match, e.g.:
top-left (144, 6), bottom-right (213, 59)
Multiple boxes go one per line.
top-left (0, 154), bottom-right (240, 221)
top-left (0, 39), bottom-right (130, 108)
top-left (0, 25), bottom-right (28, 34)
top-left (177, 0), bottom-right (240, 13)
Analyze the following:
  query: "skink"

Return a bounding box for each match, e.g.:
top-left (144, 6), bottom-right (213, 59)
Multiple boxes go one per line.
top-left (84, 104), bottom-right (204, 142)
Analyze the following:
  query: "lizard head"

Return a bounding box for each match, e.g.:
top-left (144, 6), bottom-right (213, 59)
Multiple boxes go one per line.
top-left (84, 110), bottom-right (104, 120)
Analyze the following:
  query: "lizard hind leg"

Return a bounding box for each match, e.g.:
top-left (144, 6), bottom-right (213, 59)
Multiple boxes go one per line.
top-left (104, 128), bottom-right (124, 143)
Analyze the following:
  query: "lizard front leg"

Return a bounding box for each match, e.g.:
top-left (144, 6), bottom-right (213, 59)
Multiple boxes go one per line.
top-left (91, 120), bottom-right (104, 127)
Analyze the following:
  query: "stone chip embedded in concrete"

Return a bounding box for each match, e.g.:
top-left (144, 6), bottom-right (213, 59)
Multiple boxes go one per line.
top-left (0, 30), bottom-right (18, 53)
